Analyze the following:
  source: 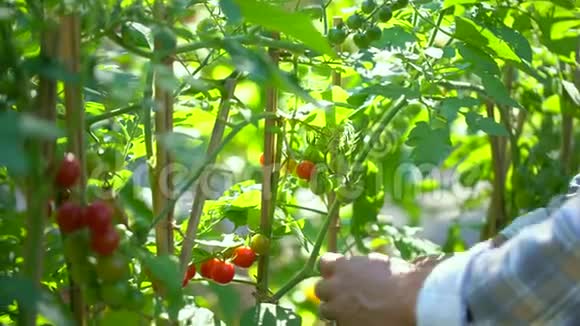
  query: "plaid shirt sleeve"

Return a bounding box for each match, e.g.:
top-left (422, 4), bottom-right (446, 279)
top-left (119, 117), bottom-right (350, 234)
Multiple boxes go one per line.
top-left (463, 194), bottom-right (580, 325)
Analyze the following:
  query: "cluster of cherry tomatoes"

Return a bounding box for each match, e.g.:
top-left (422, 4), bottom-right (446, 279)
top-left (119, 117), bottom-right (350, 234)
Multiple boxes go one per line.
top-left (54, 153), bottom-right (120, 257)
top-left (327, 0), bottom-right (409, 49)
top-left (259, 153), bottom-right (316, 181)
top-left (182, 234), bottom-right (269, 286)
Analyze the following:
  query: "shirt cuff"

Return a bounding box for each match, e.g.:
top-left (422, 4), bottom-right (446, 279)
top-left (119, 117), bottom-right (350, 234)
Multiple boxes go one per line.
top-left (415, 242), bottom-right (489, 326)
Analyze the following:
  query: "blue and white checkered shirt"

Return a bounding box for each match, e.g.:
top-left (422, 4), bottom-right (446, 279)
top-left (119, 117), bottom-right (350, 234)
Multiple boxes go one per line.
top-left (416, 173), bottom-right (580, 325)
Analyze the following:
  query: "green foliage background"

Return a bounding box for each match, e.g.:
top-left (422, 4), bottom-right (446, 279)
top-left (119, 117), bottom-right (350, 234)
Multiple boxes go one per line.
top-left (0, 0), bottom-right (579, 324)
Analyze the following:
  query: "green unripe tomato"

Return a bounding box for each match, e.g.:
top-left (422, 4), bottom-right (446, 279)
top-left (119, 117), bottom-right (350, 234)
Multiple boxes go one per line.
top-left (100, 281), bottom-right (129, 308)
top-left (63, 231), bottom-right (89, 264)
top-left (250, 234), bottom-right (270, 255)
top-left (152, 26), bottom-right (177, 50)
top-left (155, 316), bottom-right (172, 326)
top-left (336, 184), bottom-right (363, 204)
top-left (361, 0), bottom-right (377, 14)
top-left (365, 25), bottom-right (382, 41)
top-left (70, 262), bottom-right (97, 285)
top-left (346, 14), bottom-right (364, 29)
top-left (102, 147), bottom-right (124, 172)
top-left (327, 28), bottom-right (347, 45)
top-left (353, 32), bottom-right (370, 49)
top-left (393, 0), bottom-right (409, 10)
top-left (377, 7), bottom-right (393, 22)
top-left (126, 289), bottom-right (146, 310)
top-left (86, 151), bottom-right (100, 176)
top-left (82, 283), bottom-right (100, 305)
top-left (309, 167), bottom-right (332, 195)
top-left (96, 253), bottom-right (130, 283)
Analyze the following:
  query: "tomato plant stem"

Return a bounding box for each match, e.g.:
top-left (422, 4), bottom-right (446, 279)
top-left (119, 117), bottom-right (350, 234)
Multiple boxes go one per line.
top-left (152, 0), bottom-right (176, 257)
top-left (272, 96), bottom-right (408, 302)
top-left (257, 32), bottom-right (281, 302)
top-left (179, 76), bottom-right (238, 272)
top-left (143, 64), bottom-right (154, 159)
top-left (282, 203), bottom-right (328, 216)
top-left (60, 12), bottom-right (87, 325)
top-left (327, 17), bottom-right (343, 255)
top-left (86, 104), bottom-right (141, 126)
top-left (14, 18), bottom-right (52, 326)
top-left (427, 12), bottom-right (444, 47)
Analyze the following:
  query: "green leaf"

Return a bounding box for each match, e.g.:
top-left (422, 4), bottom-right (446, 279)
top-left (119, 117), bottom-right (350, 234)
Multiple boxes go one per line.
top-left (157, 131), bottom-right (205, 169)
top-left (141, 254), bottom-right (184, 319)
top-left (488, 24), bottom-right (533, 63)
top-left (220, 0), bottom-right (242, 24)
top-left (0, 111), bottom-right (27, 174)
top-left (233, 0), bottom-right (334, 57)
top-left (99, 310), bottom-right (143, 326)
top-left (363, 84), bottom-right (420, 100)
top-left (442, 0), bottom-right (479, 9)
top-left (240, 304), bottom-right (302, 326)
top-left (562, 80), bottom-right (580, 106)
top-left (406, 122), bottom-right (452, 165)
top-left (532, 0), bottom-right (575, 9)
top-left (375, 26), bottom-right (417, 49)
top-left (480, 72), bottom-right (521, 108)
top-left (454, 17), bottom-right (520, 63)
top-left (195, 234), bottom-right (243, 248)
top-left (223, 41), bottom-right (320, 105)
top-left (0, 276), bottom-right (74, 326)
top-left (464, 112), bottom-right (509, 136)
top-left (121, 22), bottom-right (150, 49)
top-left (210, 284), bottom-right (241, 324)
top-left (456, 43), bottom-right (500, 76)
top-left (438, 97), bottom-right (482, 121)
top-left (477, 117), bottom-right (509, 136)
top-left (230, 189), bottom-right (261, 209)
top-left (352, 162), bottom-right (384, 253)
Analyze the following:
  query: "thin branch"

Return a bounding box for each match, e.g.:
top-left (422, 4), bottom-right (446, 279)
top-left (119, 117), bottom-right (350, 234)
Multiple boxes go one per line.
top-left (282, 203), bottom-right (328, 216)
top-left (86, 104), bottom-right (140, 126)
top-left (148, 112), bottom-right (277, 231)
top-left (179, 76), bottom-right (238, 272)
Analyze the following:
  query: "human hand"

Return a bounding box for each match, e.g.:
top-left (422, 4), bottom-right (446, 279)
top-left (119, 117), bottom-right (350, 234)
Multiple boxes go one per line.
top-left (315, 253), bottom-right (431, 326)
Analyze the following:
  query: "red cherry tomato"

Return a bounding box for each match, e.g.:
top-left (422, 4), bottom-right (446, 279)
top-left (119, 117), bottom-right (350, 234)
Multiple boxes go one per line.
top-left (259, 153), bottom-right (265, 166)
top-left (182, 264), bottom-right (197, 287)
top-left (85, 200), bottom-right (113, 234)
top-left (56, 201), bottom-right (85, 234)
top-left (90, 226), bottom-right (120, 256)
top-left (211, 261), bottom-right (235, 284)
top-left (55, 153), bottom-right (81, 189)
top-left (231, 246), bottom-right (256, 268)
top-left (296, 160), bottom-right (315, 180)
top-left (200, 258), bottom-right (219, 279)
